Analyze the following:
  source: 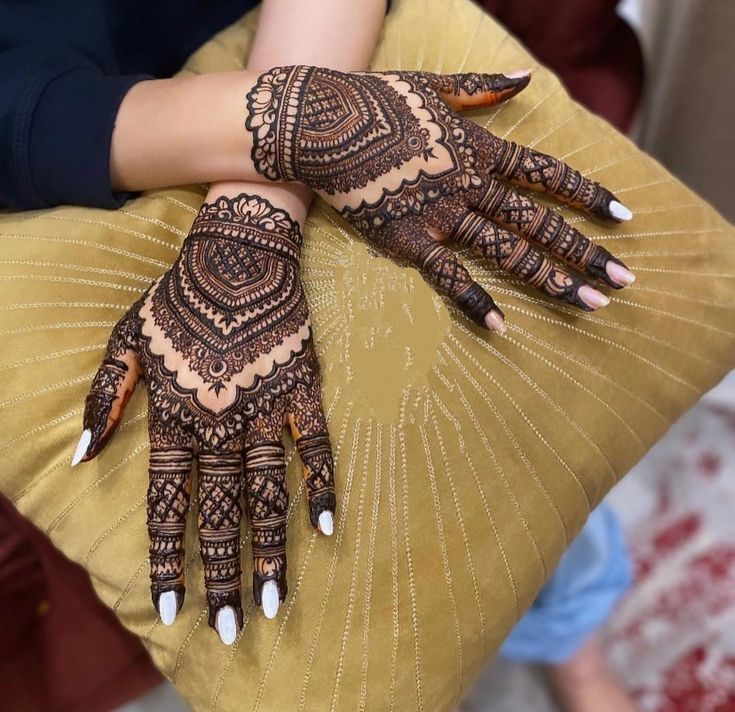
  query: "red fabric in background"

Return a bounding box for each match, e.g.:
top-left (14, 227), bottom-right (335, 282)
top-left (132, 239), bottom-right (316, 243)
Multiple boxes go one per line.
top-left (483, 0), bottom-right (644, 132)
top-left (0, 494), bottom-right (161, 712)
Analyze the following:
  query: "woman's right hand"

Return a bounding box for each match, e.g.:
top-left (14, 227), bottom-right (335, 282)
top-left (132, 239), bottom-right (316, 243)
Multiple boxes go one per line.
top-left (72, 193), bottom-right (335, 644)
top-left (246, 67), bottom-right (636, 332)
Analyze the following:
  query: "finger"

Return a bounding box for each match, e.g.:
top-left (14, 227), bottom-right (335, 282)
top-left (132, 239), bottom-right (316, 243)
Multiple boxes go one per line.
top-left (244, 441), bottom-right (288, 620)
top-left (492, 139), bottom-right (633, 222)
top-left (428, 70), bottom-right (532, 111)
top-left (147, 446), bottom-right (193, 627)
top-left (453, 213), bottom-right (611, 311)
top-left (286, 353), bottom-right (336, 535)
top-left (72, 308), bottom-right (141, 466)
top-left (197, 451), bottom-right (244, 645)
top-left (381, 223), bottom-right (506, 333)
top-left (475, 179), bottom-right (636, 288)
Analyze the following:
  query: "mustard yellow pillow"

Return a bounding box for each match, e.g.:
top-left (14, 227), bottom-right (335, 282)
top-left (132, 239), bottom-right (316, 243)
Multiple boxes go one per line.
top-left (2, 1), bottom-right (734, 710)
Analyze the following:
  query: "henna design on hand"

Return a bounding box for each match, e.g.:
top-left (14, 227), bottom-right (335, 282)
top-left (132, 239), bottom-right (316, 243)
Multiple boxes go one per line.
top-left (246, 66), bottom-right (636, 328)
top-left (147, 447), bottom-right (192, 615)
top-left (76, 194), bottom-right (336, 641)
top-left (245, 442), bottom-right (289, 608)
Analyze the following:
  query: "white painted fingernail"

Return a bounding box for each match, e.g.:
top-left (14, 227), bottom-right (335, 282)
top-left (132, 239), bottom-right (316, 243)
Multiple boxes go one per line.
top-left (318, 510), bottom-right (334, 536)
top-left (484, 310), bottom-right (507, 334)
top-left (71, 429), bottom-right (92, 467)
top-left (579, 285), bottom-right (611, 310)
top-left (261, 580), bottom-right (280, 619)
top-left (159, 591), bottom-right (178, 626)
top-left (505, 68), bottom-right (532, 79)
top-left (609, 200), bottom-right (633, 221)
top-left (606, 261), bottom-right (636, 286)
top-left (216, 606), bottom-right (238, 645)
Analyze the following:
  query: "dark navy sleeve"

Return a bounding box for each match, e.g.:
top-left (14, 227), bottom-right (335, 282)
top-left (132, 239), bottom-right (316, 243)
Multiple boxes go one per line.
top-left (0, 42), bottom-right (148, 210)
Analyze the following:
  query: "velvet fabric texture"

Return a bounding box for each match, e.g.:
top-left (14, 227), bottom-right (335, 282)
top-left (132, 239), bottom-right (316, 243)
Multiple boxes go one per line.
top-left (0, 494), bottom-right (161, 712)
top-left (1, 1), bottom-right (734, 710)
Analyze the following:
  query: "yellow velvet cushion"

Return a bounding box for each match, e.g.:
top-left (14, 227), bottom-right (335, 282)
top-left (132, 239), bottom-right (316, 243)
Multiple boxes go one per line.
top-left (2, 1), bottom-right (735, 710)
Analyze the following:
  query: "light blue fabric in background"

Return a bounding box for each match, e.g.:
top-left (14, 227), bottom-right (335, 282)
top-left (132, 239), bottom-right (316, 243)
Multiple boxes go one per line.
top-left (499, 503), bottom-right (632, 664)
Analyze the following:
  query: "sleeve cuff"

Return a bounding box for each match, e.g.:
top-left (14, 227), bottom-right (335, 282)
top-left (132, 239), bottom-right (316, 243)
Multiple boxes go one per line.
top-left (28, 67), bottom-right (149, 209)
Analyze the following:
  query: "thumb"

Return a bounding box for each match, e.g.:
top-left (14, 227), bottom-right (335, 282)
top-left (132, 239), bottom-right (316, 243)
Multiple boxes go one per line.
top-left (429, 70), bottom-right (532, 111)
top-left (71, 308), bottom-right (142, 466)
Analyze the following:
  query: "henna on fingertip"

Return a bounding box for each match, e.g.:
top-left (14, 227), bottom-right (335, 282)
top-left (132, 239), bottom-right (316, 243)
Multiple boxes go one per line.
top-left (245, 66), bottom-right (633, 325)
top-left (79, 192), bottom-right (335, 633)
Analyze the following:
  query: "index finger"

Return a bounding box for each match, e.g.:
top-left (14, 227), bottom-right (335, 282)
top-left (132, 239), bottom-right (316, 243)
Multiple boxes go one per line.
top-left (492, 139), bottom-right (633, 223)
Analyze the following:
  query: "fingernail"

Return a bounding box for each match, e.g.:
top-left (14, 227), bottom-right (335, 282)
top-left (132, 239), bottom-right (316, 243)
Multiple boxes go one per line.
top-left (215, 606), bottom-right (238, 645)
top-left (318, 510), bottom-right (334, 536)
top-left (578, 285), bottom-right (611, 310)
top-left (484, 309), bottom-right (507, 334)
top-left (158, 591), bottom-right (178, 626)
top-left (609, 200), bottom-right (633, 222)
top-left (261, 580), bottom-right (280, 619)
top-left (71, 429), bottom-right (92, 467)
top-left (505, 68), bottom-right (532, 79)
top-left (606, 261), bottom-right (636, 287)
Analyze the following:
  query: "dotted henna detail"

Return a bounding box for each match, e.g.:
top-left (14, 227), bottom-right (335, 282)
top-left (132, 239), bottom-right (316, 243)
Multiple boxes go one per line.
top-left (244, 66), bottom-right (633, 327)
top-left (83, 193), bottom-right (337, 633)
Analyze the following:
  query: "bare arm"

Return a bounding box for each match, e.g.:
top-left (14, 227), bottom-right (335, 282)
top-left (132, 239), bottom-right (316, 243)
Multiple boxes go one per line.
top-left (209, 0), bottom-right (388, 223)
top-left (81, 0), bottom-right (388, 643)
top-left (109, 0), bottom-right (387, 203)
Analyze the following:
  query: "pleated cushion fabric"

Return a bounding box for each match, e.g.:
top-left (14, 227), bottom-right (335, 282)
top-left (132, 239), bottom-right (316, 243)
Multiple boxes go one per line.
top-left (2, 1), bottom-right (734, 710)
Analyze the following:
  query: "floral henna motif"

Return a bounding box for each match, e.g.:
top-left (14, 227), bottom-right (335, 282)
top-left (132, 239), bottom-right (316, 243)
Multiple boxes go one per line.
top-left (79, 193), bottom-right (336, 640)
top-left (245, 66), bottom-right (636, 326)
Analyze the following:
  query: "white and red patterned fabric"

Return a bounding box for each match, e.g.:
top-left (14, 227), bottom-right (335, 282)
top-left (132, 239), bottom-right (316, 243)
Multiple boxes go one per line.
top-left (607, 371), bottom-right (735, 712)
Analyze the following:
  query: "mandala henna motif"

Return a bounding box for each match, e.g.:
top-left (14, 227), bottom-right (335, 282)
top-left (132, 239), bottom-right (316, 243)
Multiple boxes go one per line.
top-left (245, 66), bottom-right (635, 326)
top-left (80, 193), bottom-right (336, 638)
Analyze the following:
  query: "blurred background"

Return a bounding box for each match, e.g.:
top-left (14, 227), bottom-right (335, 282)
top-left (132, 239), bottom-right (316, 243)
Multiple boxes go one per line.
top-left (465, 1), bottom-right (735, 710)
top-left (1, 1), bottom-right (732, 711)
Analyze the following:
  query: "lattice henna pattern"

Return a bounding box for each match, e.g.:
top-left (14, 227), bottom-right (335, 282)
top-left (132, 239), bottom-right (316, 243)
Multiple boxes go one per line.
top-left (245, 66), bottom-right (635, 326)
top-left (80, 193), bottom-right (337, 638)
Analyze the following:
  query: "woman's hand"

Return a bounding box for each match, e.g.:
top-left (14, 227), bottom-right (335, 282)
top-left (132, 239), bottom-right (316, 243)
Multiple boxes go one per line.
top-left (72, 194), bottom-right (335, 644)
top-left (246, 67), bottom-right (636, 332)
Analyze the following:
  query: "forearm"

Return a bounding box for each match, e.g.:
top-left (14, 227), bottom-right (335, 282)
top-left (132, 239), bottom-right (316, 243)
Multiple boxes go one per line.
top-left (110, 0), bottom-right (387, 210)
top-left (110, 71), bottom-right (258, 192)
top-left (218, 0), bottom-right (387, 223)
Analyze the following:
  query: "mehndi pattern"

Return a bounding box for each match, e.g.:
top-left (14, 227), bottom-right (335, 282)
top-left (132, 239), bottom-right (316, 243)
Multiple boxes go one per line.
top-left (246, 66), bottom-right (634, 327)
top-left (79, 194), bottom-right (336, 636)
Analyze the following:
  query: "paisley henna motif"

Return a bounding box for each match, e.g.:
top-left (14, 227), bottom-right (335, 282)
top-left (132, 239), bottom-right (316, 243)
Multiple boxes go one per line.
top-left (246, 66), bottom-right (635, 326)
top-left (78, 194), bottom-right (336, 639)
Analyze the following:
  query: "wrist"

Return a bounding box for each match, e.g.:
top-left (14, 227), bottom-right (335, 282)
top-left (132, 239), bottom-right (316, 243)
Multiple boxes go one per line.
top-left (188, 192), bottom-right (304, 262)
top-left (205, 181), bottom-right (312, 228)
